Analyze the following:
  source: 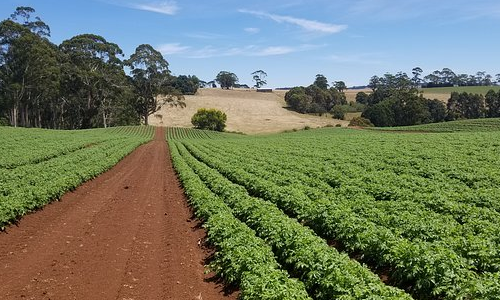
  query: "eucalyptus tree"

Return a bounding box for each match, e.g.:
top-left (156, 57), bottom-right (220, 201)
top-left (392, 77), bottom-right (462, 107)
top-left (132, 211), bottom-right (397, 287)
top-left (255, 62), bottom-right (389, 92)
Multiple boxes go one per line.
top-left (0, 7), bottom-right (58, 127)
top-left (125, 44), bottom-right (184, 125)
top-left (59, 34), bottom-right (125, 128)
top-left (215, 71), bottom-right (238, 89)
top-left (251, 70), bottom-right (267, 88)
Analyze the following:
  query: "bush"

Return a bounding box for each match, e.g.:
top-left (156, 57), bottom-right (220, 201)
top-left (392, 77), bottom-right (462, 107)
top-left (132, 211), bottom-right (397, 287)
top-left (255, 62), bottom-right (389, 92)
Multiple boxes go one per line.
top-left (191, 108), bottom-right (227, 131)
top-left (331, 105), bottom-right (345, 120)
top-left (349, 117), bottom-right (374, 127)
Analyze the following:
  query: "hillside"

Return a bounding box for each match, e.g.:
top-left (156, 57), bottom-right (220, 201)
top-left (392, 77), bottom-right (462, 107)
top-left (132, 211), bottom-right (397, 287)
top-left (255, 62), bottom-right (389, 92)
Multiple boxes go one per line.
top-left (148, 88), bottom-right (347, 134)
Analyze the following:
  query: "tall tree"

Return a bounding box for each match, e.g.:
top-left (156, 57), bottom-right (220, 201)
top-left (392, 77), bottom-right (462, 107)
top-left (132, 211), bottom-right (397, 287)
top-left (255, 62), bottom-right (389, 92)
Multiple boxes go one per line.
top-left (313, 74), bottom-right (328, 90)
top-left (215, 71), bottom-right (238, 89)
top-left (0, 15), bottom-right (59, 127)
top-left (251, 70), bottom-right (267, 88)
top-left (411, 67), bottom-right (423, 86)
top-left (9, 6), bottom-right (50, 37)
top-left (60, 34), bottom-right (125, 128)
top-left (333, 81), bottom-right (347, 93)
top-left (125, 44), bottom-right (184, 125)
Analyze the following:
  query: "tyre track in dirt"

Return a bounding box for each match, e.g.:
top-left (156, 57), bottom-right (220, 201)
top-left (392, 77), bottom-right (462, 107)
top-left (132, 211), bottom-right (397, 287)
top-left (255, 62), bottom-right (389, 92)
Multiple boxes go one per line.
top-left (0, 127), bottom-right (237, 300)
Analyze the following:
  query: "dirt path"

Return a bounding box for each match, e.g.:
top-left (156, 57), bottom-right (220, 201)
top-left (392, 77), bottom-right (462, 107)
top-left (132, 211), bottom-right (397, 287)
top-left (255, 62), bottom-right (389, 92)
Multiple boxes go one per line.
top-left (0, 128), bottom-right (237, 300)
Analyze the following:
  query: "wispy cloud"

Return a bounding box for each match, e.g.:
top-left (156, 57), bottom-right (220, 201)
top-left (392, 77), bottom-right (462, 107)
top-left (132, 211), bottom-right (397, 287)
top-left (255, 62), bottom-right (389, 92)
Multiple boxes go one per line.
top-left (244, 27), bottom-right (261, 34)
top-left (239, 9), bottom-right (347, 34)
top-left (131, 1), bottom-right (179, 15)
top-left (157, 43), bottom-right (190, 55)
top-left (157, 43), bottom-right (321, 58)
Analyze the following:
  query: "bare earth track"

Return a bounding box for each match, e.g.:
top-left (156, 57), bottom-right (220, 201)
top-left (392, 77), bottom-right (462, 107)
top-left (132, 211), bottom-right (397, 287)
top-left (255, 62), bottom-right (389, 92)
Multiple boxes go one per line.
top-left (0, 128), bottom-right (237, 300)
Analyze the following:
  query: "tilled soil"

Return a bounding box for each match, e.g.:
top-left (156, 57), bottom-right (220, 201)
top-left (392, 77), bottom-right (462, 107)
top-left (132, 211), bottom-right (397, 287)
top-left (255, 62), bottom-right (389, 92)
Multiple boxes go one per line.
top-left (0, 127), bottom-right (237, 300)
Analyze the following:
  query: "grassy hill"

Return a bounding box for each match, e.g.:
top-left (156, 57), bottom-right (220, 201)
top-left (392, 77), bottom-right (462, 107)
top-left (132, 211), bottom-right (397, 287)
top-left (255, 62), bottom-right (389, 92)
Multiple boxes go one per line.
top-left (149, 88), bottom-right (348, 134)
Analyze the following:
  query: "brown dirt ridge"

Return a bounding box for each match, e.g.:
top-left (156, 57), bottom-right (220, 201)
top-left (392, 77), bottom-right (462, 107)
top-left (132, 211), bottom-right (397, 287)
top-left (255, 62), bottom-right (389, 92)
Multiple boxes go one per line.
top-left (0, 127), bottom-right (237, 300)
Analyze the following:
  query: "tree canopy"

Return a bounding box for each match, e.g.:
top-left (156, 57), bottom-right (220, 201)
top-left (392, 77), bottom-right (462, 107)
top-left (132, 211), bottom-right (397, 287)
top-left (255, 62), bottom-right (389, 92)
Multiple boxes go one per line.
top-left (215, 71), bottom-right (238, 89)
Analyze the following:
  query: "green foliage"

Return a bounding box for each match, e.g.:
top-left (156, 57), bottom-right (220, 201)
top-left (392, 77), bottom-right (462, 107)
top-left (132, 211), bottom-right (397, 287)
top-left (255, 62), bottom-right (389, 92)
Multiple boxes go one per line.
top-left (348, 116), bottom-right (374, 127)
top-left (215, 71), bottom-right (238, 89)
top-left (125, 44), bottom-right (185, 125)
top-left (171, 129), bottom-right (500, 299)
top-left (485, 90), bottom-right (500, 118)
top-left (447, 92), bottom-right (485, 120)
top-left (355, 91), bottom-right (370, 104)
top-left (285, 85), bottom-right (346, 114)
top-left (174, 141), bottom-right (411, 299)
top-left (173, 75), bottom-right (199, 95)
top-left (330, 105), bottom-right (345, 120)
top-left (313, 74), bottom-right (329, 90)
top-left (169, 140), bottom-right (312, 299)
top-left (191, 108), bottom-right (227, 131)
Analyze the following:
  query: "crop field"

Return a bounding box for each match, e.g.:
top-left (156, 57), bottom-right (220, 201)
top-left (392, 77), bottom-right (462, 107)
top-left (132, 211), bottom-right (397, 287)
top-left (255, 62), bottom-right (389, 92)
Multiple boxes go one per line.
top-left (169, 126), bottom-right (500, 299)
top-left (0, 126), bottom-right (154, 228)
top-left (2, 122), bottom-right (500, 299)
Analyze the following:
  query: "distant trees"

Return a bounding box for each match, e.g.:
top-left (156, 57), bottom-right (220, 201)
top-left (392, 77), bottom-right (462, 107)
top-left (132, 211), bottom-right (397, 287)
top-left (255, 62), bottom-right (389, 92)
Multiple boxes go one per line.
top-left (191, 108), bottom-right (227, 131)
top-left (313, 74), bottom-right (329, 90)
top-left (333, 81), bottom-right (347, 93)
top-left (251, 70), bottom-right (267, 88)
top-left (360, 72), bottom-right (447, 127)
top-left (215, 71), bottom-right (238, 89)
top-left (285, 75), bottom-right (346, 114)
top-left (412, 67), bottom-right (497, 87)
top-left (0, 7), bottom-right (189, 128)
top-left (173, 75), bottom-right (200, 95)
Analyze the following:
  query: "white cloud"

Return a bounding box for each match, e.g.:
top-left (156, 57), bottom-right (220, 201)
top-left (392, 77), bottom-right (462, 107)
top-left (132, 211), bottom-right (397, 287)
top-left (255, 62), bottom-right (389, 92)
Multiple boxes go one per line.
top-left (132, 1), bottom-right (179, 15)
top-left (157, 43), bottom-right (190, 55)
top-left (163, 43), bottom-right (320, 58)
top-left (244, 27), bottom-right (261, 34)
top-left (254, 46), bottom-right (294, 56)
top-left (239, 9), bottom-right (347, 34)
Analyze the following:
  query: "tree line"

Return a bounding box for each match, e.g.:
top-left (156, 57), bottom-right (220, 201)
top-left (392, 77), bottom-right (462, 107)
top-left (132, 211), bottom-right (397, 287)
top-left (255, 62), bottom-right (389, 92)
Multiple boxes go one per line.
top-left (0, 7), bottom-right (200, 128)
top-left (284, 74), bottom-right (347, 114)
top-left (357, 72), bottom-right (500, 127)
top-left (406, 67), bottom-right (499, 88)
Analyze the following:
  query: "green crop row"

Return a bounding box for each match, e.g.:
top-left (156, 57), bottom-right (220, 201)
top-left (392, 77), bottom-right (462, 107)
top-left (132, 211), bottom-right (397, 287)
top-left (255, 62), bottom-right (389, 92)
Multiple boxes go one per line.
top-left (192, 141), bottom-right (500, 274)
top-left (174, 141), bottom-right (412, 300)
top-left (178, 131), bottom-right (500, 299)
top-left (169, 141), bottom-right (311, 300)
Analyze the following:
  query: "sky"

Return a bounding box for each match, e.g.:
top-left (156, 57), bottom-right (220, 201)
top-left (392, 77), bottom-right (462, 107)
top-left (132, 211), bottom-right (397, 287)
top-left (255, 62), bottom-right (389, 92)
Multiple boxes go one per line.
top-left (1, 0), bottom-right (499, 88)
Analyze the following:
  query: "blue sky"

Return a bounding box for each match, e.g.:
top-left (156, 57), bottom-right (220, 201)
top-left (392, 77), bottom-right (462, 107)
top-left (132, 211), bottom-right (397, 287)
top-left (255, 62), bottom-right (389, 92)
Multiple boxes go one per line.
top-left (1, 0), bottom-right (499, 88)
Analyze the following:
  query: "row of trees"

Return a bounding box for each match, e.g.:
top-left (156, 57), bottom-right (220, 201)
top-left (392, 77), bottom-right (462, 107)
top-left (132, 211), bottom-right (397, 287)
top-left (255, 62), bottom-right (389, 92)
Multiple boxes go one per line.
top-left (408, 67), bottom-right (499, 88)
top-left (357, 72), bottom-right (500, 127)
top-left (0, 7), bottom-right (199, 129)
top-left (284, 74), bottom-right (347, 114)
top-left (212, 70), bottom-right (268, 89)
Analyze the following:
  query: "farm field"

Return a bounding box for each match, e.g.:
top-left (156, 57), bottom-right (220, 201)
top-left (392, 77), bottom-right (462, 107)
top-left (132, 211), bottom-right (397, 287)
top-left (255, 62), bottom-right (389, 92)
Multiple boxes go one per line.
top-left (2, 122), bottom-right (500, 299)
top-left (0, 127), bottom-right (236, 299)
top-left (169, 124), bottom-right (500, 299)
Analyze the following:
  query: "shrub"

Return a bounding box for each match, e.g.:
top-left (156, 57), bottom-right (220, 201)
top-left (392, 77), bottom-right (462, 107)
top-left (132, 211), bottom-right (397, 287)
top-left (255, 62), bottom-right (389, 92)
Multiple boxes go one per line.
top-left (331, 105), bottom-right (346, 120)
top-left (349, 116), bottom-right (374, 127)
top-left (191, 108), bottom-right (227, 131)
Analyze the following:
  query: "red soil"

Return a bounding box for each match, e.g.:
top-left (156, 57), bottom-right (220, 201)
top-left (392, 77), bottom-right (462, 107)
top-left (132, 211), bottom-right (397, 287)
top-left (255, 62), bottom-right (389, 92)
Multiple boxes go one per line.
top-left (0, 127), bottom-right (238, 300)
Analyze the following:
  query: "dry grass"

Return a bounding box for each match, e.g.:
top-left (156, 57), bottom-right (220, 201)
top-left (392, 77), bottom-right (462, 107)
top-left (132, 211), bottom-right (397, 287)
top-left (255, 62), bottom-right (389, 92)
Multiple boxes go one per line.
top-left (149, 88), bottom-right (348, 134)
